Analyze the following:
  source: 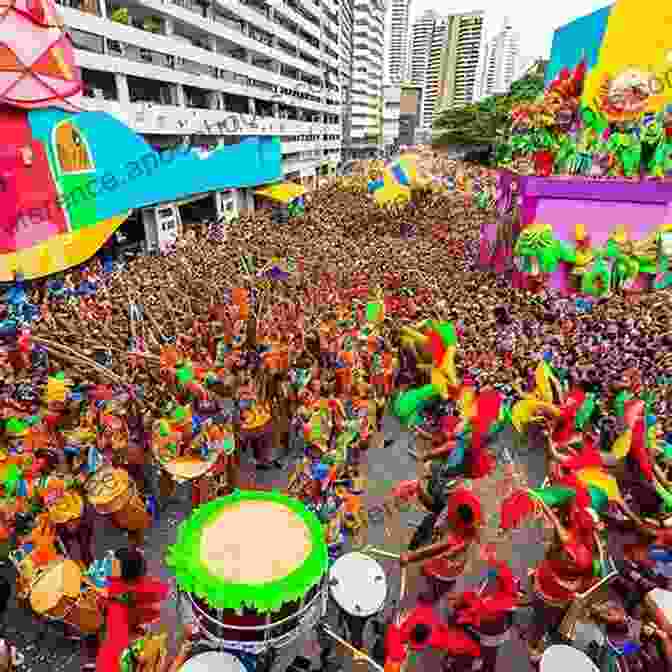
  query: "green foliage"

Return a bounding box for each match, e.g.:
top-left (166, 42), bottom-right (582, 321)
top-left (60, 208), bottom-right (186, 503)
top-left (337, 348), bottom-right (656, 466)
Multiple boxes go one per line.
top-left (433, 74), bottom-right (545, 148)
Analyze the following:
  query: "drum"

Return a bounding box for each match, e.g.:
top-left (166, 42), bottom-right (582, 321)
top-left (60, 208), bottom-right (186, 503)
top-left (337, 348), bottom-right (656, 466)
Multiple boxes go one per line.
top-left (180, 651), bottom-right (247, 672)
top-left (85, 466), bottom-right (132, 515)
top-left (166, 490), bottom-right (328, 655)
top-left (540, 645), bottom-right (599, 672)
top-left (645, 588), bottom-right (672, 632)
top-left (85, 466), bottom-right (150, 533)
top-left (29, 559), bottom-right (103, 633)
top-left (328, 552), bottom-right (387, 649)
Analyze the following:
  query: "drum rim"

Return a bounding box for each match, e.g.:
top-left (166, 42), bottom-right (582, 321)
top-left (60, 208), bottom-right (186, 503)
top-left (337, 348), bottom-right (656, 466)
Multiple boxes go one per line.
top-left (166, 490), bottom-right (328, 614)
top-left (178, 650), bottom-right (248, 671)
top-left (328, 551), bottom-right (387, 616)
top-left (540, 644), bottom-right (600, 671)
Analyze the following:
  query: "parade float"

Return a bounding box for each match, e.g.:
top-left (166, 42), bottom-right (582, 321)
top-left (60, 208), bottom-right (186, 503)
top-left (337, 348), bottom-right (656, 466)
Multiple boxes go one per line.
top-left (0, 0), bottom-right (282, 281)
top-left (480, 0), bottom-right (672, 296)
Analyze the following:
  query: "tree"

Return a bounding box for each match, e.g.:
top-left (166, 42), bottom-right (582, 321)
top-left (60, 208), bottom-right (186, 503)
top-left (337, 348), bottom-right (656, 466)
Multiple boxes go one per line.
top-left (432, 74), bottom-right (545, 150)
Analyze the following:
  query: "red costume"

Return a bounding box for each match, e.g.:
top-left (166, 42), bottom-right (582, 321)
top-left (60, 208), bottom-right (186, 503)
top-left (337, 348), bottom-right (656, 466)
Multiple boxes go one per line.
top-left (384, 601), bottom-right (481, 671)
top-left (96, 576), bottom-right (169, 672)
top-left (454, 560), bottom-right (519, 672)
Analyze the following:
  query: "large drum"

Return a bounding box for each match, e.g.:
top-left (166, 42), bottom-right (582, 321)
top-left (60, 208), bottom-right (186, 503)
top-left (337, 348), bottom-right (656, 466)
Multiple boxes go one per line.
top-left (329, 551), bottom-right (387, 649)
top-left (85, 466), bottom-right (150, 532)
top-left (540, 645), bottom-right (599, 672)
top-left (28, 558), bottom-right (103, 634)
top-left (166, 490), bottom-right (328, 657)
top-left (180, 651), bottom-right (247, 672)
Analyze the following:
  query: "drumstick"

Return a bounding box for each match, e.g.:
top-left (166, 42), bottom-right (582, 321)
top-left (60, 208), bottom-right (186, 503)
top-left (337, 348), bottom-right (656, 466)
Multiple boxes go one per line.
top-left (319, 625), bottom-right (385, 672)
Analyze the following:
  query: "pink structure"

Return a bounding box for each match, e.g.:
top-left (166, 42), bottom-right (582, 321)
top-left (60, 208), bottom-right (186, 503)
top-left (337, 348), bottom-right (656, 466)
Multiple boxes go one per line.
top-left (0, 0), bottom-right (82, 110)
top-left (480, 170), bottom-right (672, 296)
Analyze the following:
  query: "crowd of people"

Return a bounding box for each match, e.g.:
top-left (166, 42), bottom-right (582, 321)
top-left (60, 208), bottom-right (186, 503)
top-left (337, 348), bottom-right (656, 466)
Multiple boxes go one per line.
top-left (0, 158), bottom-right (670, 672)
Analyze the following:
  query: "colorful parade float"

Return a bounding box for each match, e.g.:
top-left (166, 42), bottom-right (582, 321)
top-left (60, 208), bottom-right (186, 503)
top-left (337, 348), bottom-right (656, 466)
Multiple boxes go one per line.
top-left (480, 0), bottom-right (672, 296)
top-left (0, 0), bottom-right (282, 281)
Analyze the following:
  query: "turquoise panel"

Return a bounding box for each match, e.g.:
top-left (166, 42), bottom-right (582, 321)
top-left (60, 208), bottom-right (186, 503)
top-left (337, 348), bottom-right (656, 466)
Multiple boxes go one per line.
top-left (545, 5), bottom-right (613, 85)
top-left (28, 110), bottom-right (282, 222)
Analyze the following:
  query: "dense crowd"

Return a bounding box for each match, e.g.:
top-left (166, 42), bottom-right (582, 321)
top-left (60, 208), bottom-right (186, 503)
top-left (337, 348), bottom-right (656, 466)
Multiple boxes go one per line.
top-left (0, 161), bottom-right (670, 672)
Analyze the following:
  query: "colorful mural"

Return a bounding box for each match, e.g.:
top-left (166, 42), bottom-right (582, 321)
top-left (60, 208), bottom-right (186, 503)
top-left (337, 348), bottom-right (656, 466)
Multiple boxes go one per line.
top-left (546, 1), bottom-right (672, 118)
top-left (0, 0), bottom-right (282, 280)
top-left (482, 171), bottom-right (672, 296)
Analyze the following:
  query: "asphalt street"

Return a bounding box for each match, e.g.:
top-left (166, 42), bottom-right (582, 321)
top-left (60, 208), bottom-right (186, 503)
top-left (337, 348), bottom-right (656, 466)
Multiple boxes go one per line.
top-left (1, 417), bottom-right (548, 672)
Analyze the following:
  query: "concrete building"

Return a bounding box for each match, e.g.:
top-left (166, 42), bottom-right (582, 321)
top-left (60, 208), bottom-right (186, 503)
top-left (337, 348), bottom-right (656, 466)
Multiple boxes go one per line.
top-left (350, 0), bottom-right (386, 157)
top-left (385, 0), bottom-right (411, 84)
top-left (436, 10), bottom-right (484, 110)
top-left (475, 18), bottom-right (520, 101)
top-left (409, 10), bottom-right (483, 132)
top-left (512, 57), bottom-right (548, 84)
top-left (398, 83), bottom-right (421, 146)
top-left (381, 84), bottom-right (400, 152)
top-left (59, 0), bottom-right (343, 203)
top-left (339, 0), bottom-right (355, 158)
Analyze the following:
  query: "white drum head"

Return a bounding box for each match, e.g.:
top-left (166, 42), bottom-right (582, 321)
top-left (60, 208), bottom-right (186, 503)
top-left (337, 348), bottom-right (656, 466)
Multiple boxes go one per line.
top-left (179, 651), bottom-right (248, 672)
top-left (540, 645), bottom-right (599, 672)
top-left (649, 588), bottom-right (672, 618)
top-left (329, 551), bottom-right (387, 617)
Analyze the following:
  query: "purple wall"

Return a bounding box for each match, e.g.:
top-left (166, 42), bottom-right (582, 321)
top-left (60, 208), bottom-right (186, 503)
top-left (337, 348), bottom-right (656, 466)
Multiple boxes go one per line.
top-left (484, 171), bottom-right (672, 294)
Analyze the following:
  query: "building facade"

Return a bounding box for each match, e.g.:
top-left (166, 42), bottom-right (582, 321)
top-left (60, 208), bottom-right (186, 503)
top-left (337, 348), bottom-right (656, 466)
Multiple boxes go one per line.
top-left (350, 0), bottom-right (386, 157)
top-left (385, 0), bottom-right (410, 84)
top-left (381, 84), bottom-right (400, 152)
top-left (409, 9), bottom-right (483, 132)
top-left (474, 18), bottom-right (519, 101)
top-left (436, 10), bottom-right (484, 110)
top-left (60, 0), bottom-right (343, 193)
top-left (398, 83), bottom-right (421, 146)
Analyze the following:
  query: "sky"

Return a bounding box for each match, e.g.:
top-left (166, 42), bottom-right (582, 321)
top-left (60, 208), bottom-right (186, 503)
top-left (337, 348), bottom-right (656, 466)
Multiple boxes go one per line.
top-left (411, 0), bottom-right (613, 64)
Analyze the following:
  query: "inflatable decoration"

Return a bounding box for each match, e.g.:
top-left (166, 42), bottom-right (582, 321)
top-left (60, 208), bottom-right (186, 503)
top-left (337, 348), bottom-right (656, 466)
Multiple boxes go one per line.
top-left (0, 0), bottom-right (282, 280)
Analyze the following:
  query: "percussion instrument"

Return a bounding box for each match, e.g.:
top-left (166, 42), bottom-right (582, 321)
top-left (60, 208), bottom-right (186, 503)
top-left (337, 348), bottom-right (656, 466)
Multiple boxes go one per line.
top-left (152, 420), bottom-right (233, 484)
top-left (85, 466), bottom-right (150, 532)
top-left (645, 587), bottom-right (672, 632)
top-left (28, 558), bottom-right (103, 634)
top-left (179, 651), bottom-right (248, 672)
top-left (540, 645), bottom-right (599, 672)
top-left (166, 490), bottom-right (328, 657)
top-left (328, 551), bottom-right (387, 649)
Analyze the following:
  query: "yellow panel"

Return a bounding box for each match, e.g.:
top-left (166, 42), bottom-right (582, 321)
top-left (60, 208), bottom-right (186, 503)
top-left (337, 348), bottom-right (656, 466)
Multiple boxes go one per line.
top-left (582, 0), bottom-right (672, 115)
top-left (0, 212), bottom-right (129, 281)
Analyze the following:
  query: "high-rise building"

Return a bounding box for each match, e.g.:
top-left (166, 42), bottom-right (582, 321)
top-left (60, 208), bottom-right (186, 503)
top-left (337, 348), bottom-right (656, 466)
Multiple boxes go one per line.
top-left (437, 10), bottom-right (484, 110)
top-left (340, 0), bottom-right (355, 158)
top-left (409, 10), bottom-right (483, 130)
top-left (57, 0), bottom-right (343, 193)
top-left (350, 0), bottom-right (386, 158)
top-left (385, 0), bottom-right (411, 84)
top-left (475, 18), bottom-right (520, 100)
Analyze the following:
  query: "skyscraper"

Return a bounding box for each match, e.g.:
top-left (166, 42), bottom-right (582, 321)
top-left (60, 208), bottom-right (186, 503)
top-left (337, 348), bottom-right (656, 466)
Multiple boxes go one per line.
top-left (409, 10), bottom-right (484, 131)
top-left (475, 18), bottom-right (520, 101)
top-left (386, 0), bottom-right (411, 84)
top-left (437, 10), bottom-right (484, 109)
top-left (350, 0), bottom-right (386, 157)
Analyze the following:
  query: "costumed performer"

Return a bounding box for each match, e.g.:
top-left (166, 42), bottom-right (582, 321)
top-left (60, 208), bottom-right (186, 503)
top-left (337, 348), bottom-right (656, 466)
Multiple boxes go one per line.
top-left (96, 548), bottom-right (169, 672)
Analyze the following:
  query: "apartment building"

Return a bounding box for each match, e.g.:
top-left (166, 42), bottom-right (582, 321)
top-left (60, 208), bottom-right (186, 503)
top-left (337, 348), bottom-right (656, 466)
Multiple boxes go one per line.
top-left (60, 0), bottom-right (343, 199)
top-left (410, 10), bottom-right (483, 131)
top-left (350, 0), bottom-right (386, 158)
top-left (339, 0), bottom-right (355, 157)
top-left (437, 10), bottom-right (484, 110)
top-left (385, 0), bottom-right (410, 84)
top-left (381, 84), bottom-right (400, 151)
top-left (474, 18), bottom-right (519, 101)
